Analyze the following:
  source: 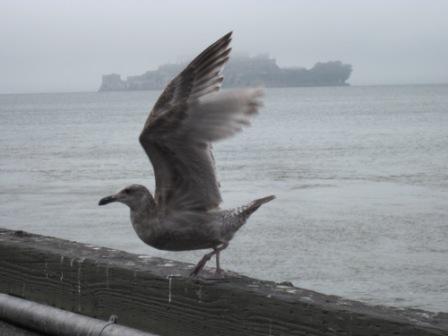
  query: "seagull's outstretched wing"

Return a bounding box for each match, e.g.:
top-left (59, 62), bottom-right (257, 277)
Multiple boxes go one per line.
top-left (139, 32), bottom-right (263, 211)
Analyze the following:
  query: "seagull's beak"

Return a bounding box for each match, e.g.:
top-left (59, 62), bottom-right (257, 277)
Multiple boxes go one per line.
top-left (98, 194), bottom-right (118, 206)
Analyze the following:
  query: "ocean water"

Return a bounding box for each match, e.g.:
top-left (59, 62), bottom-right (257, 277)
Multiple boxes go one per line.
top-left (1, 85), bottom-right (447, 312)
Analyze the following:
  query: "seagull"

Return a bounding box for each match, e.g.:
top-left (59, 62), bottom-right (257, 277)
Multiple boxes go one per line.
top-left (99, 32), bottom-right (275, 276)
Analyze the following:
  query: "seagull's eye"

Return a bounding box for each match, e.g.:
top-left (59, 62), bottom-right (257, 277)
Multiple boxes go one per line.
top-left (123, 188), bottom-right (131, 194)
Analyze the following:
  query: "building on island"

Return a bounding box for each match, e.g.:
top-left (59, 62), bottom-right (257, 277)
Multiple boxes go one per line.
top-left (99, 54), bottom-right (352, 91)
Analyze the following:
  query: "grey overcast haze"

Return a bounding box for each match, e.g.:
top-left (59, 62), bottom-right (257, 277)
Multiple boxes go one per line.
top-left (1, 0), bottom-right (447, 94)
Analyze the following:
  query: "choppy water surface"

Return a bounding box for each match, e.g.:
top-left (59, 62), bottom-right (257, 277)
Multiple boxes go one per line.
top-left (1, 85), bottom-right (447, 312)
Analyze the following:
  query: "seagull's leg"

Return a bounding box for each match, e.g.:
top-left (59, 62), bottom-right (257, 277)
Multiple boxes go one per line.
top-left (215, 250), bottom-right (221, 274)
top-left (190, 242), bottom-right (229, 277)
top-left (190, 250), bottom-right (217, 277)
top-left (214, 242), bottom-right (229, 275)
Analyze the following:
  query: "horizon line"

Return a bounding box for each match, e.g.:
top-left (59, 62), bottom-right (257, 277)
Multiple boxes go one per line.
top-left (1, 82), bottom-right (447, 96)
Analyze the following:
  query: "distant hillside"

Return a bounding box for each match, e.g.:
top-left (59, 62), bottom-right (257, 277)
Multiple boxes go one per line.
top-left (99, 55), bottom-right (352, 91)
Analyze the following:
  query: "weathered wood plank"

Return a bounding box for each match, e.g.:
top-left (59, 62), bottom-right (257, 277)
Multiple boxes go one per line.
top-left (0, 228), bottom-right (447, 336)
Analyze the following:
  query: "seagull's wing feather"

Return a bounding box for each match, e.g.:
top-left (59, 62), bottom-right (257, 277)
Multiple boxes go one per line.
top-left (139, 33), bottom-right (263, 211)
top-left (144, 32), bottom-right (232, 126)
top-left (183, 89), bottom-right (263, 142)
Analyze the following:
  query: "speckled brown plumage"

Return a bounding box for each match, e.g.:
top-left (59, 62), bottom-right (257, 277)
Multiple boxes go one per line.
top-left (99, 32), bottom-right (275, 276)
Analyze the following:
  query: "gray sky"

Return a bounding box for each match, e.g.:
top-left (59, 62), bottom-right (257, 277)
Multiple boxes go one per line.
top-left (1, 0), bottom-right (447, 93)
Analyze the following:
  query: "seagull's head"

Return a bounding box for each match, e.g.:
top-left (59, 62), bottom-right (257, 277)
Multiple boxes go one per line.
top-left (98, 184), bottom-right (154, 210)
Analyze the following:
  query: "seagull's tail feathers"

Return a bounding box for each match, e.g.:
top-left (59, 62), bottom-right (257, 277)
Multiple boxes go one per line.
top-left (220, 195), bottom-right (275, 241)
top-left (242, 195), bottom-right (276, 218)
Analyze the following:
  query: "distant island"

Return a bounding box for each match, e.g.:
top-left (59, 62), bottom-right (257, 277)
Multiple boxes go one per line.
top-left (99, 54), bottom-right (352, 91)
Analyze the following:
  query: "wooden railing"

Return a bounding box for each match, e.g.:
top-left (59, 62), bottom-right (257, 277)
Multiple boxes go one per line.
top-left (0, 228), bottom-right (446, 336)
